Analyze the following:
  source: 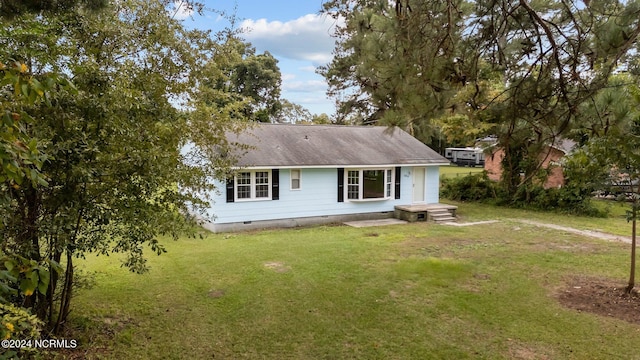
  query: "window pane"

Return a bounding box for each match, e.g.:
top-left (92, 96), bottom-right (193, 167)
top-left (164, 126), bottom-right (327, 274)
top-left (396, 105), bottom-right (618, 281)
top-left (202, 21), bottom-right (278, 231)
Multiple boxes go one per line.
top-left (291, 169), bottom-right (300, 189)
top-left (237, 185), bottom-right (251, 199)
top-left (363, 170), bottom-right (385, 199)
top-left (255, 171), bottom-right (269, 184)
top-left (237, 172), bottom-right (251, 199)
top-left (238, 172), bottom-right (251, 184)
top-left (255, 171), bottom-right (269, 198)
top-left (347, 170), bottom-right (359, 199)
top-left (256, 184), bottom-right (269, 198)
top-left (386, 170), bottom-right (392, 197)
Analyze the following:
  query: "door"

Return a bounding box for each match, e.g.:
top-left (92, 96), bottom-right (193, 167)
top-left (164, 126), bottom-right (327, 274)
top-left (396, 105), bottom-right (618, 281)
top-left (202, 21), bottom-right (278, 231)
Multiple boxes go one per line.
top-left (412, 167), bottom-right (425, 203)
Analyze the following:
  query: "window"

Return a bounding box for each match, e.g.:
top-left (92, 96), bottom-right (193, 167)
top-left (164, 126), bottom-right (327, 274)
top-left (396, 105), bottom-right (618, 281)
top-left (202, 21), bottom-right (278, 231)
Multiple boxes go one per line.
top-left (346, 169), bottom-right (393, 200)
top-left (237, 172), bottom-right (251, 199)
top-left (235, 171), bottom-right (271, 200)
top-left (255, 171), bottom-right (269, 198)
top-left (347, 170), bottom-right (360, 200)
top-left (290, 169), bottom-right (301, 190)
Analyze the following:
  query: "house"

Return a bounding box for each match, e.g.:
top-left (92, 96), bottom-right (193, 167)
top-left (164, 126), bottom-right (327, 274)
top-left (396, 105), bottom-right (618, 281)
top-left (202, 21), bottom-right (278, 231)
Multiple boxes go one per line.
top-left (202, 124), bottom-right (453, 232)
top-left (484, 139), bottom-right (576, 188)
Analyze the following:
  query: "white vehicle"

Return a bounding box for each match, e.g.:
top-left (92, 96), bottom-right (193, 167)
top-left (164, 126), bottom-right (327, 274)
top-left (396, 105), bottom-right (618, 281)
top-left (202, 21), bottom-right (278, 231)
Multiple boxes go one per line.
top-left (444, 147), bottom-right (485, 167)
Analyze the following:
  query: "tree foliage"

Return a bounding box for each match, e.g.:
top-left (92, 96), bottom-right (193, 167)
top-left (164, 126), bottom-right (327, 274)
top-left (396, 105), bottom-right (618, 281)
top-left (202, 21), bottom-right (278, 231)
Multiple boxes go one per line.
top-left (320, 0), bottom-right (468, 140)
top-left (470, 0), bottom-right (640, 197)
top-left (322, 0), bottom-right (640, 192)
top-left (274, 99), bottom-right (312, 123)
top-left (0, 0), bottom-right (107, 18)
top-left (0, 0), bottom-right (249, 334)
top-left (569, 76), bottom-right (640, 291)
top-left (206, 37), bottom-right (282, 123)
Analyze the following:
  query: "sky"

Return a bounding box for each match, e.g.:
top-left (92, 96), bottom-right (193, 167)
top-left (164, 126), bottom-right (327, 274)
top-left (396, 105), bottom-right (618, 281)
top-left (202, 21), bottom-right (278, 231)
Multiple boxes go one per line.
top-left (173, 0), bottom-right (341, 116)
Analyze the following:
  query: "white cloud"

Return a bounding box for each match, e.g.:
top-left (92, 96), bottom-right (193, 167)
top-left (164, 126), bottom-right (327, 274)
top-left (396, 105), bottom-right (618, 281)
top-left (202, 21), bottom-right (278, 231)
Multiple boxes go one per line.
top-left (281, 73), bottom-right (297, 81)
top-left (240, 14), bottom-right (342, 66)
top-left (169, 1), bottom-right (194, 20)
top-left (282, 80), bottom-right (327, 93)
top-left (299, 65), bottom-right (318, 72)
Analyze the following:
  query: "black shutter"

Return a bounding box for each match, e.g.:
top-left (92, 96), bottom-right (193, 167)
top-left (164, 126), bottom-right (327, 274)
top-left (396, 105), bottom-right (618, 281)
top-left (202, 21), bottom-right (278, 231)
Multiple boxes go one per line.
top-left (272, 169), bottom-right (279, 200)
top-left (395, 167), bottom-right (401, 199)
top-left (226, 178), bottom-right (235, 203)
top-left (337, 168), bottom-right (344, 202)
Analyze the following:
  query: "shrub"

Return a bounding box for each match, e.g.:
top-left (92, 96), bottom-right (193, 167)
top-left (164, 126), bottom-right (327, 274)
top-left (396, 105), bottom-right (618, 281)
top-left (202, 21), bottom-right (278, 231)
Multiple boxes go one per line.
top-left (0, 303), bottom-right (42, 359)
top-left (441, 171), bottom-right (498, 201)
top-left (441, 172), bottom-right (606, 217)
top-left (516, 184), bottom-right (607, 217)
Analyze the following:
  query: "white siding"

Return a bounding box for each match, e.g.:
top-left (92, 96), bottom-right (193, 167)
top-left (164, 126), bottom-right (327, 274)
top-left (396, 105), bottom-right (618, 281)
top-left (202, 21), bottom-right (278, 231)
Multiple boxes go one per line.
top-left (207, 167), bottom-right (439, 224)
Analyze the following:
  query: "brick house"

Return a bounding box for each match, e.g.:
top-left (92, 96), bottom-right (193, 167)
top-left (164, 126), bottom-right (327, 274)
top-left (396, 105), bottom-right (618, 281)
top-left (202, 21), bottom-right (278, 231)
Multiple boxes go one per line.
top-left (484, 139), bottom-right (576, 189)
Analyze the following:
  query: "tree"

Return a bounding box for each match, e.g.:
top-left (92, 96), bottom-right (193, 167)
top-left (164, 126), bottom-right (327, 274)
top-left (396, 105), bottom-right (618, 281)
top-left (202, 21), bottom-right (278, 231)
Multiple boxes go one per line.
top-left (568, 75), bottom-right (640, 292)
top-left (467, 0), bottom-right (640, 199)
top-left (310, 113), bottom-right (332, 124)
top-left (323, 0), bottom-right (640, 197)
top-left (320, 0), bottom-right (469, 143)
top-left (0, 0), bottom-right (106, 18)
top-left (274, 99), bottom-right (312, 123)
top-left (210, 37), bottom-right (282, 123)
top-left (0, 0), bottom-right (246, 335)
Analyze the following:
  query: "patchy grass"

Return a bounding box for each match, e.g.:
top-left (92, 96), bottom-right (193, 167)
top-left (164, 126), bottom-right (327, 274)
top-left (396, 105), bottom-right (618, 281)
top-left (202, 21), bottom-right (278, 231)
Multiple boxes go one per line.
top-left (449, 199), bottom-right (632, 237)
top-left (66, 202), bottom-right (640, 359)
top-left (439, 164), bottom-right (484, 178)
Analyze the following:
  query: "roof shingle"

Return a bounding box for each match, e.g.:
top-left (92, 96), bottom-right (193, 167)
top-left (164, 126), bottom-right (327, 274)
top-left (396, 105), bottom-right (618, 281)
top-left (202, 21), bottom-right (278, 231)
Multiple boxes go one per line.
top-left (227, 124), bottom-right (448, 167)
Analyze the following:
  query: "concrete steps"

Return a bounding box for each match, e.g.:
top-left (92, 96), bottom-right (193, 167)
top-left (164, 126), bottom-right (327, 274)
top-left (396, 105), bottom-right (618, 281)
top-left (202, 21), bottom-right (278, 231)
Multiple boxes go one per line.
top-left (394, 203), bottom-right (458, 223)
top-left (428, 209), bottom-right (457, 223)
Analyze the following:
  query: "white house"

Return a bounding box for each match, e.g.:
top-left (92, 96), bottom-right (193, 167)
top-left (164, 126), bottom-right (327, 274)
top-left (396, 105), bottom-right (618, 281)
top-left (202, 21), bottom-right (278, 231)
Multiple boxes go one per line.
top-left (202, 124), bottom-right (453, 232)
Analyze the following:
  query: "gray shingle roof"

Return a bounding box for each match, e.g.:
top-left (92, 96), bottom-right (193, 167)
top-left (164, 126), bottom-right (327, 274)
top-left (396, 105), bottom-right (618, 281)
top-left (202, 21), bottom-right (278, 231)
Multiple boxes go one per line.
top-left (227, 124), bottom-right (448, 167)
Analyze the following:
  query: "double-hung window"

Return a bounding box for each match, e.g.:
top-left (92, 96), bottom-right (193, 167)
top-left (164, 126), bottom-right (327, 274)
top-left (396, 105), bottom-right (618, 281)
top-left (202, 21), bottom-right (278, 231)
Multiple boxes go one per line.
top-left (290, 169), bottom-right (301, 190)
top-left (236, 171), bottom-right (271, 200)
top-left (346, 169), bottom-right (393, 200)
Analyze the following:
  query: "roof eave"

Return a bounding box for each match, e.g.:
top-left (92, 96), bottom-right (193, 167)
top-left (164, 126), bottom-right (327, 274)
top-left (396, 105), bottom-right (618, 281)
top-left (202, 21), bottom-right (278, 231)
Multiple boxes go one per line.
top-left (232, 162), bottom-right (452, 170)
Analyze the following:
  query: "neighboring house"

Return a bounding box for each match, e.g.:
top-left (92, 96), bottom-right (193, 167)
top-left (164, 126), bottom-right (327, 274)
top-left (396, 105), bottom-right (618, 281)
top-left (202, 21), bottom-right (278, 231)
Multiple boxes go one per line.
top-left (484, 139), bottom-right (576, 189)
top-left (203, 124), bottom-right (451, 232)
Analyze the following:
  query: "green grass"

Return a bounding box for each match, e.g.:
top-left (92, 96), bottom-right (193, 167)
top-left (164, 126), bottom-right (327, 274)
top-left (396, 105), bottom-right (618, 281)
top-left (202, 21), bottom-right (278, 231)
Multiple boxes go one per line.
top-left (68, 201), bottom-right (640, 359)
top-left (450, 198), bottom-right (631, 236)
top-left (439, 164), bottom-right (484, 178)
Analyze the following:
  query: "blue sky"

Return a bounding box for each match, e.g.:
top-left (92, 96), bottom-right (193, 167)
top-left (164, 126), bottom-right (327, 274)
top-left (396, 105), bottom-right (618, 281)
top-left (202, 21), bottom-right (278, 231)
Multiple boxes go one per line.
top-left (173, 1), bottom-right (340, 116)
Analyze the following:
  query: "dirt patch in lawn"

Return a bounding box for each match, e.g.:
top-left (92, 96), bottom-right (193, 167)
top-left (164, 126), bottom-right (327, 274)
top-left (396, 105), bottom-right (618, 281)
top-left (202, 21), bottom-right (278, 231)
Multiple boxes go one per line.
top-left (264, 261), bottom-right (291, 273)
top-left (507, 340), bottom-right (554, 360)
top-left (208, 289), bottom-right (226, 298)
top-left (556, 276), bottom-right (640, 325)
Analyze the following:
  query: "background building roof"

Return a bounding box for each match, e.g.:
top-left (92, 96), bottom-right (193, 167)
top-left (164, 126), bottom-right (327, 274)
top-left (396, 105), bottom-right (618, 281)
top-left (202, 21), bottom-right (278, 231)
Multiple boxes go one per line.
top-left (227, 124), bottom-right (449, 167)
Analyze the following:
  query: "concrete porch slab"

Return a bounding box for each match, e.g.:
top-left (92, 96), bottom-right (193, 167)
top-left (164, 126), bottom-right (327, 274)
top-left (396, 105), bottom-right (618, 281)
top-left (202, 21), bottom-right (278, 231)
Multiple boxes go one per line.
top-left (344, 218), bottom-right (409, 228)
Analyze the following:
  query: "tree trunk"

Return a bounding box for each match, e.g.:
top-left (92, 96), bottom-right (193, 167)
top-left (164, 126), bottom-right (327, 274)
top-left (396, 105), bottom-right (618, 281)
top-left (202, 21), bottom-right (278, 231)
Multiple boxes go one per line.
top-left (48, 248), bottom-right (63, 328)
top-left (21, 186), bottom-right (41, 312)
top-left (54, 251), bottom-right (74, 334)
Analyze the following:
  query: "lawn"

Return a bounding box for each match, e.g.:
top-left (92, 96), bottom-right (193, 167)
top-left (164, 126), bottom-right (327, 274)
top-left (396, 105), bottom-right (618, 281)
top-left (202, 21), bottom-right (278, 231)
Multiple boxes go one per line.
top-left (67, 200), bottom-right (640, 359)
top-left (439, 164), bottom-right (484, 178)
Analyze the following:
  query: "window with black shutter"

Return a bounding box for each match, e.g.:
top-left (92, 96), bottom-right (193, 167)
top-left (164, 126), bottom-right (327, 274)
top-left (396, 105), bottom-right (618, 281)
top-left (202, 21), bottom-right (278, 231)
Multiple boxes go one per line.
top-left (395, 167), bottom-right (401, 199)
top-left (337, 168), bottom-right (344, 202)
top-left (272, 169), bottom-right (279, 200)
top-left (226, 178), bottom-right (234, 203)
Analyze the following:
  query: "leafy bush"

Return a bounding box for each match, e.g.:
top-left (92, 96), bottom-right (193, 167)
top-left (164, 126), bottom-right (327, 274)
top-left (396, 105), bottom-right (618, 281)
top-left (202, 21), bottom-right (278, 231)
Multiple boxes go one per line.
top-left (510, 184), bottom-right (606, 217)
top-left (441, 171), bottom-right (498, 201)
top-left (0, 303), bottom-right (42, 359)
top-left (441, 171), bottom-right (606, 217)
